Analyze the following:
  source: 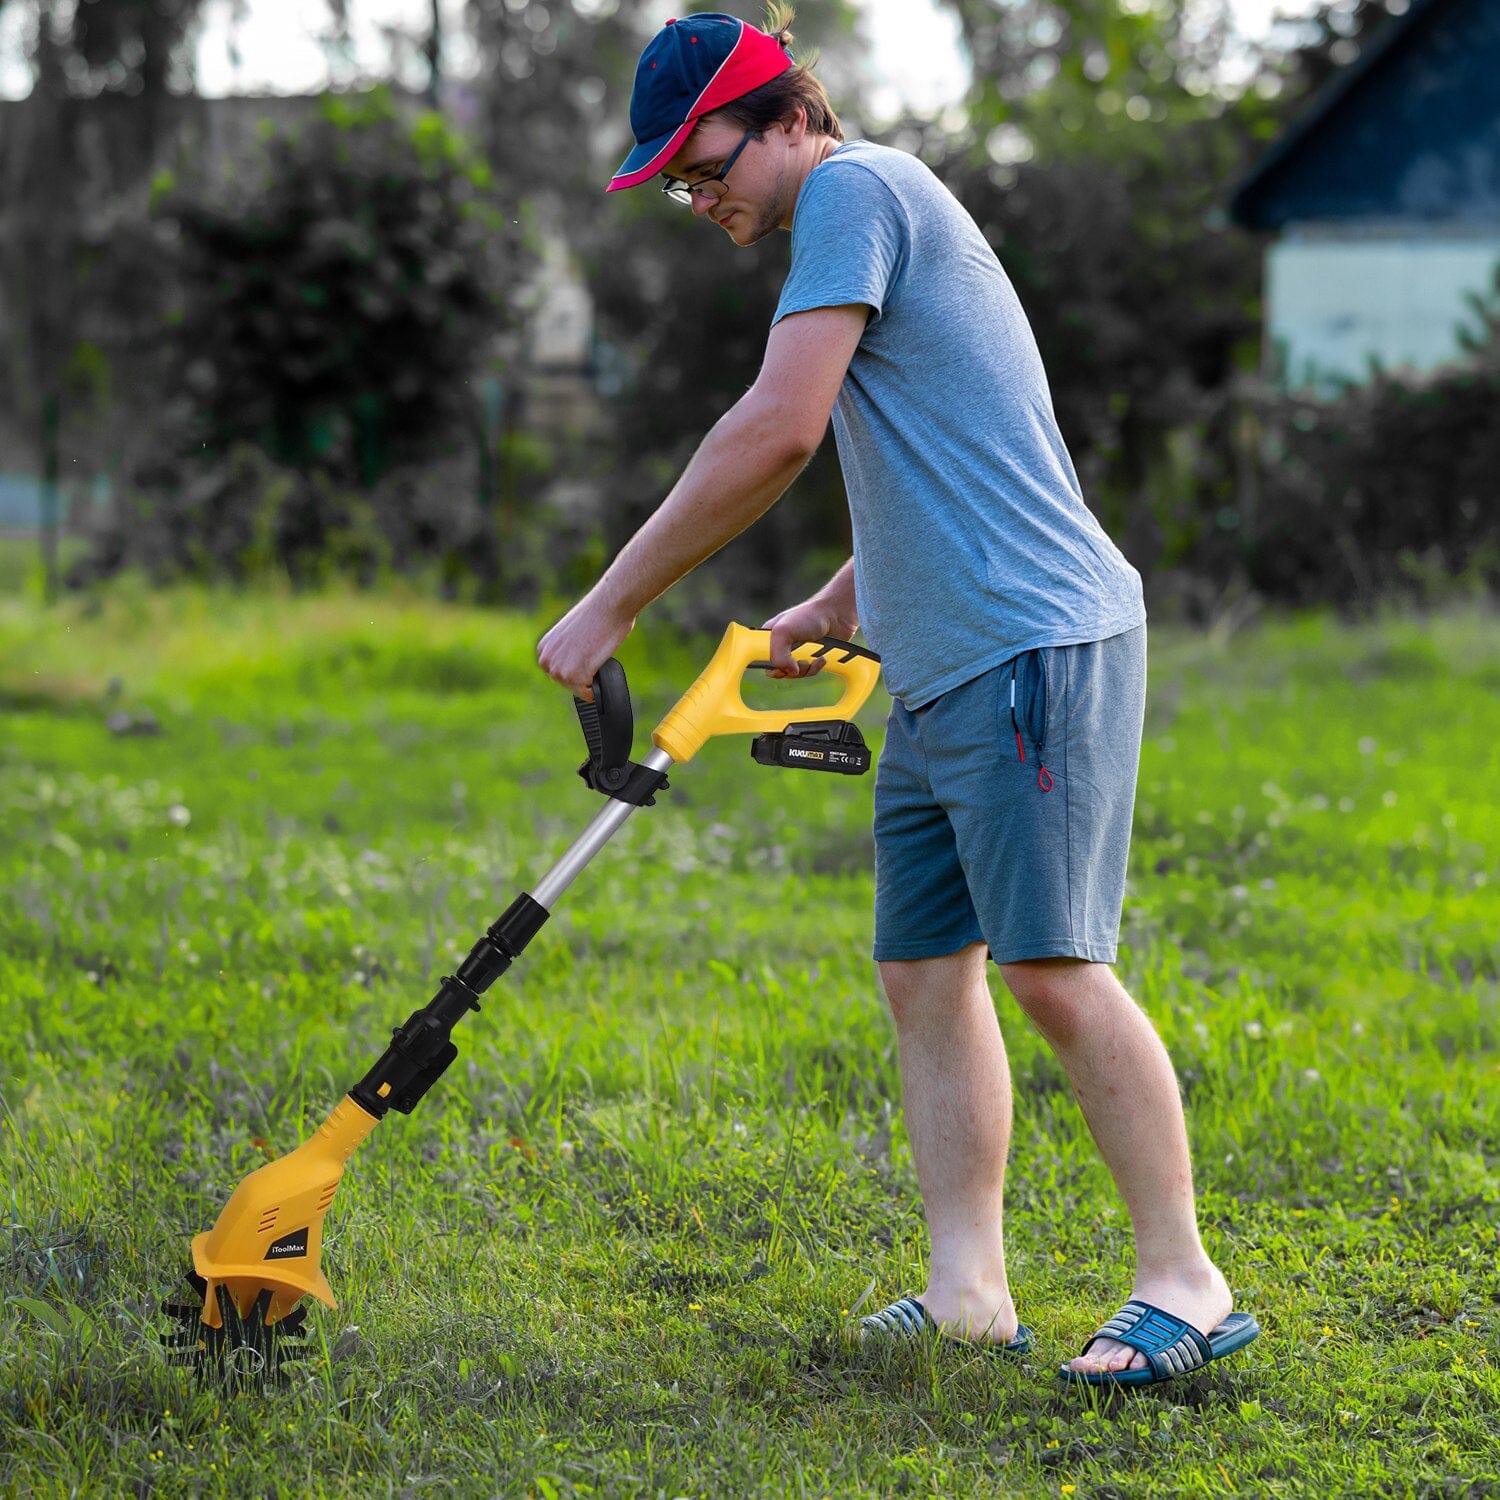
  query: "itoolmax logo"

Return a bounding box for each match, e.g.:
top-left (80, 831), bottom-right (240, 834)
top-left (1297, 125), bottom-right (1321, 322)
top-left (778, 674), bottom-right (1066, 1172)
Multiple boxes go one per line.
top-left (265, 1228), bottom-right (310, 1260)
top-left (787, 748), bottom-right (825, 761)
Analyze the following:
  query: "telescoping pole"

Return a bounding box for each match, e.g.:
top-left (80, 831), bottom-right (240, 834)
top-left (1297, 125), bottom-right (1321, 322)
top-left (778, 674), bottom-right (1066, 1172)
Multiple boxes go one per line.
top-left (531, 747), bottom-right (674, 908)
top-left (349, 745), bottom-right (676, 1121)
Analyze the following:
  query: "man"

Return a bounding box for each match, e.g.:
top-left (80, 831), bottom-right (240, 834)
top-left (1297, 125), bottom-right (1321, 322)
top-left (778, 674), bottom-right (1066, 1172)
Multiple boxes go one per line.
top-left (537, 7), bottom-right (1259, 1387)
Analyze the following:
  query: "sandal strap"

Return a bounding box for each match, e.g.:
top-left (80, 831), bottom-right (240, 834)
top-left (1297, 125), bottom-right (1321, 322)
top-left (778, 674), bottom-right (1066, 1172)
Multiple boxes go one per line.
top-left (860, 1297), bottom-right (930, 1337)
top-left (1083, 1299), bottom-right (1214, 1380)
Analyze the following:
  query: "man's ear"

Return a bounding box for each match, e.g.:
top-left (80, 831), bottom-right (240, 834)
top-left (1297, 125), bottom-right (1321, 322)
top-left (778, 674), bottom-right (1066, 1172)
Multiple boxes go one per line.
top-left (779, 106), bottom-right (809, 145)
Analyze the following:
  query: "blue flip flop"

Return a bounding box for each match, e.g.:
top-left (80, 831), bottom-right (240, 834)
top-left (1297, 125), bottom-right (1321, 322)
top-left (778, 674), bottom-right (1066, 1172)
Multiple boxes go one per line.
top-left (1059, 1299), bottom-right (1260, 1387)
top-left (860, 1296), bottom-right (1035, 1357)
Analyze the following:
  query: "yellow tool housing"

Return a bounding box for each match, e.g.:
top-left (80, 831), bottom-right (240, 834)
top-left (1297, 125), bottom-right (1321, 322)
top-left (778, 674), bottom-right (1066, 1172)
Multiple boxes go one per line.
top-left (652, 623), bottom-right (881, 763)
top-left (190, 1096), bottom-right (379, 1327)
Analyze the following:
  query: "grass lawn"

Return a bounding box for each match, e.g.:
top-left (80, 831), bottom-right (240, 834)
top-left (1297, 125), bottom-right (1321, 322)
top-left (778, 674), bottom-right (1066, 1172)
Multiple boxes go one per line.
top-left (2, 583), bottom-right (1497, 1498)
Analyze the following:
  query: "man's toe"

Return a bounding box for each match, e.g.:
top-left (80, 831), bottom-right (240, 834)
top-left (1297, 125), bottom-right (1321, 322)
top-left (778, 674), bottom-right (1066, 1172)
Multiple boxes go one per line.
top-left (1072, 1337), bottom-right (1146, 1374)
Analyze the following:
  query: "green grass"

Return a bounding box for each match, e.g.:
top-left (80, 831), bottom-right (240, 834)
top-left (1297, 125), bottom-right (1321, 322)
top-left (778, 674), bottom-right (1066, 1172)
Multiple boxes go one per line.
top-left (1, 585), bottom-right (1497, 1498)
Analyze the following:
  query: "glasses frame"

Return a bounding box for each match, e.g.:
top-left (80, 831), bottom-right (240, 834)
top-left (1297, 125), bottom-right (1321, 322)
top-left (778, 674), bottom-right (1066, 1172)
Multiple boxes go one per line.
top-left (661, 130), bottom-right (756, 207)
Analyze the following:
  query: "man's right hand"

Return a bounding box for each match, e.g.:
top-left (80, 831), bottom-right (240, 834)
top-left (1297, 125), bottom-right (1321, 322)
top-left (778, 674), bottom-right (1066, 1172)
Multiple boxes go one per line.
top-left (760, 596), bottom-right (855, 679)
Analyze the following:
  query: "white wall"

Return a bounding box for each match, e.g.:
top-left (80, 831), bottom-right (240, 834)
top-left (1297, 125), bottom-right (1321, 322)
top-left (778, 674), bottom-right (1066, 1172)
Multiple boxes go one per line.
top-left (1266, 231), bottom-right (1500, 391)
top-left (527, 236), bottom-right (594, 371)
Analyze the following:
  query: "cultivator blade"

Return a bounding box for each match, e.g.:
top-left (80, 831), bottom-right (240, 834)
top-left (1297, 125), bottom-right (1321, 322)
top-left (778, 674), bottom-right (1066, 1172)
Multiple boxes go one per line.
top-left (162, 1271), bottom-right (313, 1385)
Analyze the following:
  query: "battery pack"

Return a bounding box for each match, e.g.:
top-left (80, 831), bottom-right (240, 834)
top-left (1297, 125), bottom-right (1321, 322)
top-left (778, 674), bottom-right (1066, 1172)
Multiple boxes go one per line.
top-left (750, 720), bottom-right (871, 776)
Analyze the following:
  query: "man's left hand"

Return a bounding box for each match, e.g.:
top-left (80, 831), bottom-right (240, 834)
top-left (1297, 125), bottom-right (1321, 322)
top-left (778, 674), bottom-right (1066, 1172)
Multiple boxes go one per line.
top-left (537, 592), bottom-right (637, 700)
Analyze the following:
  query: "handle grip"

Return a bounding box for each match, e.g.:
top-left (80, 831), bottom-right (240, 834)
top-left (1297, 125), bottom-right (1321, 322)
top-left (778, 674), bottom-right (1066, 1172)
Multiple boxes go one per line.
top-left (574, 658), bottom-right (633, 782)
top-left (651, 623), bottom-right (881, 764)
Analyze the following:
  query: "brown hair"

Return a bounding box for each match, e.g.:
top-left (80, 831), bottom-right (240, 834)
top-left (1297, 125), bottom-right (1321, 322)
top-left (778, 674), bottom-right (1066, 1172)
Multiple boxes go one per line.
top-left (713, 3), bottom-right (844, 142)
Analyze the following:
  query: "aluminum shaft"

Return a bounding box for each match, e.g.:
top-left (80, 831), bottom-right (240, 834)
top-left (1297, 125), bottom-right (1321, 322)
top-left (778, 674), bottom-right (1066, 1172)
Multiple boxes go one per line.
top-left (530, 747), bottom-right (675, 910)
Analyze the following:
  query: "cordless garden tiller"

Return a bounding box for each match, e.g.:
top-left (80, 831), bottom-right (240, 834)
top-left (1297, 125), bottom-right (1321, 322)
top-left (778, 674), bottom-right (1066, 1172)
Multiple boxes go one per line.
top-left (164, 624), bottom-right (880, 1380)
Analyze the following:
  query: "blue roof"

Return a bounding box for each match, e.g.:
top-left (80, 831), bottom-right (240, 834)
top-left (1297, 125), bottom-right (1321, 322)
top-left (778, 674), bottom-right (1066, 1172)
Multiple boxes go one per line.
top-left (1230, 0), bottom-right (1500, 230)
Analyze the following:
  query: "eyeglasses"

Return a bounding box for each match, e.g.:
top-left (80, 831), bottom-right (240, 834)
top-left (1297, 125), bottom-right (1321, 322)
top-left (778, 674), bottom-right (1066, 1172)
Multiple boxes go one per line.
top-left (661, 130), bottom-right (755, 207)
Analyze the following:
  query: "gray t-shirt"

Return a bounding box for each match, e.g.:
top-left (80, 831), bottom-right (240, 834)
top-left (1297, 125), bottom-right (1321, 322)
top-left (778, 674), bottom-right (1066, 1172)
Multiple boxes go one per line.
top-left (773, 140), bottom-right (1145, 708)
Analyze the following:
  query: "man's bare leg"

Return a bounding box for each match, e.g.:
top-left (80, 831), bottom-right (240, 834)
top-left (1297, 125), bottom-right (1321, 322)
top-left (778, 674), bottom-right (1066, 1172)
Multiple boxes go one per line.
top-left (999, 956), bottom-right (1231, 1375)
top-left (877, 943), bottom-right (1019, 1345)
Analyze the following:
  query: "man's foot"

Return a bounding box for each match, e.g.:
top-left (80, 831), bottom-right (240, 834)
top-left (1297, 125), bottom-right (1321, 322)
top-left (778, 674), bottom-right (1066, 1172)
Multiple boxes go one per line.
top-left (1067, 1263), bottom-right (1232, 1376)
top-left (859, 1294), bottom-right (1033, 1356)
top-left (917, 1286), bottom-right (1023, 1349)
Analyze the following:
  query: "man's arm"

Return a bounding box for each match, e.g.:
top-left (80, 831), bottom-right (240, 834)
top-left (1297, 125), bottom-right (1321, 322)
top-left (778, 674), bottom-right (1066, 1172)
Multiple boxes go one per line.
top-left (537, 303), bottom-right (869, 696)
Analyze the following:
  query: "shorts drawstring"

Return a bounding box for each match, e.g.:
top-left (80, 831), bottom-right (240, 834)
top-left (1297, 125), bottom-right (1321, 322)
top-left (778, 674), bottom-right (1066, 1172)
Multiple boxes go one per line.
top-left (1011, 659), bottom-right (1054, 793)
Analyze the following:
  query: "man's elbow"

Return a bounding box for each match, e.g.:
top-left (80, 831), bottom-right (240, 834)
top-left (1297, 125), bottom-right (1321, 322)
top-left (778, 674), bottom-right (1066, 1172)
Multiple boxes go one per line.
top-left (777, 428), bottom-right (822, 470)
top-left (745, 395), bottom-right (825, 468)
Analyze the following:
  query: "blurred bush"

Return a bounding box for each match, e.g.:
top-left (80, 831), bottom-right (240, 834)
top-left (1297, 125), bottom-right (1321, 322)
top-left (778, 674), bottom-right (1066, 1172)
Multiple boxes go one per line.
top-left (164, 87), bottom-right (524, 482)
top-left (75, 87), bottom-right (537, 589)
top-left (930, 118), bottom-right (1263, 575)
top-left (582, 196), bottom-right (854, 629)
top-left (1233, 345), bottom-right (1500, 608)
top-left (72, 440), bottom-right (599, 603)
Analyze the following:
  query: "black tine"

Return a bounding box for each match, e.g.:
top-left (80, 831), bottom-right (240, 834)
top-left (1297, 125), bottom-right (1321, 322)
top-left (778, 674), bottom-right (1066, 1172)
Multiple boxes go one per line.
top-left (159, 1264), bottom-right (327, 1386)
top-left (275, 1311), bottom-right (309, 1340)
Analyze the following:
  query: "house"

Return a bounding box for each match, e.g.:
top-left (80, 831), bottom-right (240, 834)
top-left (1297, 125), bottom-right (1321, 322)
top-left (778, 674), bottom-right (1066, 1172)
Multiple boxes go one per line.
top-left (1230, 0), bottom-right (1500, 391)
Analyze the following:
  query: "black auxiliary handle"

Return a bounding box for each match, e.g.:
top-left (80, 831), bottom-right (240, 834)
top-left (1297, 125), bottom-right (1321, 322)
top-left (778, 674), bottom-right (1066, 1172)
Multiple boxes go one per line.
top-left (574, 658), bottom-right (671, 807)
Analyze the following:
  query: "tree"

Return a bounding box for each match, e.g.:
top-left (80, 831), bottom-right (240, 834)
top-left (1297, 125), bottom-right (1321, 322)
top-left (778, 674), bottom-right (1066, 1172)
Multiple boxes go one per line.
top-left (938, 0), bottom-right (1242, 151)
top-left (0, 0), bottom-right (208, 597)
top-left (1256, 0), bottom-right (1412, 103)
top-left (908, 1), bottom-right (1272, 575)
top-left (465, 0), bottom-right (649, 206)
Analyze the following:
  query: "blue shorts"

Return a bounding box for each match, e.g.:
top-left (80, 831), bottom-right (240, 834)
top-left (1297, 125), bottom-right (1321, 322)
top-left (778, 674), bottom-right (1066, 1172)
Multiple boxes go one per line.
top-left (872, 627), bottom-right (1145, 966)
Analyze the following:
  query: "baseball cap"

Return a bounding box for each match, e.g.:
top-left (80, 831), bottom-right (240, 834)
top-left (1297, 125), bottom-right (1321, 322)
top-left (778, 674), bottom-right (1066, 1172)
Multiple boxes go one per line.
top-left (607, 13), bottom-right (794, 193)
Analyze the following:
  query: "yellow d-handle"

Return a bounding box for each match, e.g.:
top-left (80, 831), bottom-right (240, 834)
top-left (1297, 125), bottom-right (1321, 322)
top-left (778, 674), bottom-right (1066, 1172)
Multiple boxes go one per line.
top-left (651, 623), bottom-right (881, 764)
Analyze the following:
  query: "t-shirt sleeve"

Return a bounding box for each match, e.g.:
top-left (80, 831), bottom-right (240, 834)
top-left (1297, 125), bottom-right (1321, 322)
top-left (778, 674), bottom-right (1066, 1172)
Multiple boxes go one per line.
top-left (772, 161), bottom-right (909, 328)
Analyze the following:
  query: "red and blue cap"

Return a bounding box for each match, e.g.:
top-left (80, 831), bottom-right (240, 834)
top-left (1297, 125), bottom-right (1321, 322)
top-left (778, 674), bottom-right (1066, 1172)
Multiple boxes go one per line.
top-left (607, 13), bottom-right (794, 193)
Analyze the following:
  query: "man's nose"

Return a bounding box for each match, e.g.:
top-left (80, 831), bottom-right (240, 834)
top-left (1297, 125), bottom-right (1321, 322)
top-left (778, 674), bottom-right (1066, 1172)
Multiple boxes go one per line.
top-left (691, 192), bottom-right (717, 219)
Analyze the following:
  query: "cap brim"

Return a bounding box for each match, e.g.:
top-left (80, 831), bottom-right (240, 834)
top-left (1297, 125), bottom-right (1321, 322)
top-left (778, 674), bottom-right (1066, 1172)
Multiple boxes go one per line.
top-left (607, 117), bottom-right (698, 193)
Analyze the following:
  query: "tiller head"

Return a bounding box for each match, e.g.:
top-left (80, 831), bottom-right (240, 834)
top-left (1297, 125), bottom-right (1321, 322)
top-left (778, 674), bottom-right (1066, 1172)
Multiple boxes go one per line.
top-left (163, 1097), bottom-right (378, 1382)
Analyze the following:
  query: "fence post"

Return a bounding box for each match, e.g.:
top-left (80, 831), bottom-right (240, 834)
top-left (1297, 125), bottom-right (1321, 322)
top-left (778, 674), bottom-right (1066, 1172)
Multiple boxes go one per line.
top-left (40, 391), bottom-right (61, 604)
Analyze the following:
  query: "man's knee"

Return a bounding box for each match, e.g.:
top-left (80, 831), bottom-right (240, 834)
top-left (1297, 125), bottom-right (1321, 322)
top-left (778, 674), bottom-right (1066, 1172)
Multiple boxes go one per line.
top-left (999, 958), bottom-right (1116, 1048)
top-left (878, 944), bottom-right (988, 1026)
